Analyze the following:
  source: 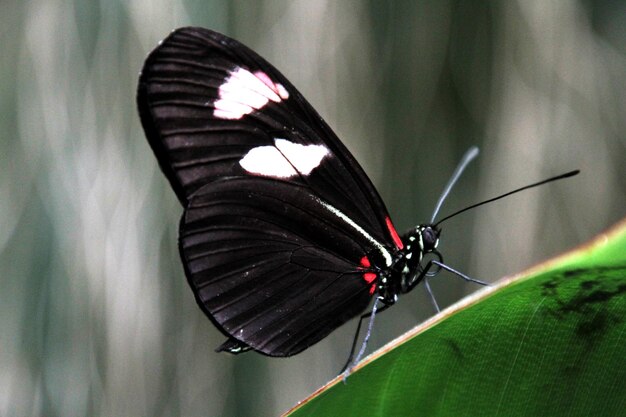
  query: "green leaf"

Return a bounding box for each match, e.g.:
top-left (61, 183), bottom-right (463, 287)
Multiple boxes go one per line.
top-left (284, 219), bottom-right (626, 417)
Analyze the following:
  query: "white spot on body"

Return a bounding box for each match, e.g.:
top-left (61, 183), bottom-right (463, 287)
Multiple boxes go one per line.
top-left (239, 138), bottom-right (329, 178)
top-left (213, 67), bottom-right (289, 119)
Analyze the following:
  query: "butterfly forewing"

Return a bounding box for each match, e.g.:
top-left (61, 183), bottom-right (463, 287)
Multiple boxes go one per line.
top-left (138, 27), bottom-right (403, 355)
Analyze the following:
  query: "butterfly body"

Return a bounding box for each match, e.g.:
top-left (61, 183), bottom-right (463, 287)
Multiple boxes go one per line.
top-left (137, 27), bottom-right (439, 357)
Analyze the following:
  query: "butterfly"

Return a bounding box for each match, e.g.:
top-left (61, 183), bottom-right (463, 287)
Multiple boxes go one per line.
top-left (137, 27), bottom-right (576, 360)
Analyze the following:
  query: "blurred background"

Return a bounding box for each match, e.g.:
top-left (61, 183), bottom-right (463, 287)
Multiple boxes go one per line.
top-left (1, 1), bottom-right (625, 416)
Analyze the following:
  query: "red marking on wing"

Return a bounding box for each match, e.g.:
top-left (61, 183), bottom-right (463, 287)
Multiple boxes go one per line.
top-left (363, 273), bottom-right (377, 295)
top-left (385, 216), bottom-right (404, 250)
top-left (359, 258), bottom-right (377, 294)
top-left (363, 272), bottom-right (377, 284)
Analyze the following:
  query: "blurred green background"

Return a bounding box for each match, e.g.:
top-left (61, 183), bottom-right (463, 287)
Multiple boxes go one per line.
top-left (2, 1), bottom-right (625, 416)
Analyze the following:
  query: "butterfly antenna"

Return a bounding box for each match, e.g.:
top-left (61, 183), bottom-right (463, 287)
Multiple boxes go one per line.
top-left (435, 170), bottom-right (580, 226)
top-left (430, 146), bottom-right (480, 223)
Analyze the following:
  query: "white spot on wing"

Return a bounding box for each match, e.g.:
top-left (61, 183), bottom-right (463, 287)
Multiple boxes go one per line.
top-left (239, 139), bottom-right (329, 178)
top-left (275, 83), bottom-right (289, 99)
top-left (239, 146), bottom-right (298, 178)
top-left (213, 67), bottom-right (289, 120)
top-left (274, 139), bottom-right (329, 175)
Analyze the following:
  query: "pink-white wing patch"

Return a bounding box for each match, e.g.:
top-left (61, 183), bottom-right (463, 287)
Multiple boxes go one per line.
top-left (239, 138), bottom-right (329, 178)
top-left (213, 67), bottom-right (289, 120)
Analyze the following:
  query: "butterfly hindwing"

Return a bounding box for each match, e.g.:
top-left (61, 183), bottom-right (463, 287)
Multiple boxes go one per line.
top-left (180, 178), bottom-right (374, 355)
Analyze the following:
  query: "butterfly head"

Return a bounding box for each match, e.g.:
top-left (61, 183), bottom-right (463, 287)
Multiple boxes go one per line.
top-left (419, 224), bottom-right (441, 254)
top-left (403, 224), bottom-right (440, 259)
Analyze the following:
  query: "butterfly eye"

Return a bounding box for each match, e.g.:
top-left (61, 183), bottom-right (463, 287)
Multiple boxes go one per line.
top-left (421, 227), bottom-right (439, 252)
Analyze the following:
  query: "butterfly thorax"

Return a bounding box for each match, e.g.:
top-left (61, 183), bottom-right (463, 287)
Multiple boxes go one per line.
top-left (389, 225), bottom-right (443, 300)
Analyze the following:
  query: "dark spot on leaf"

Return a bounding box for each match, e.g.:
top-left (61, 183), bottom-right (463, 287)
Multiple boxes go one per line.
top-left (540, 265), bottom-right (626, 344)
top-left (541, 280), bottom-right (559, 297)
top-left (563, 269), bottom-right (582, 278)
top-left (442, 338), bottom-right (464, 361)
top-left (575, 311), bottom-right (611, 339)
top-left (579, 280), bottom-right (597, 290)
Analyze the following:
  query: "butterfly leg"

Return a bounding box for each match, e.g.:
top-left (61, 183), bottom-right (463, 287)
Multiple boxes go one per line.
top-left (409, 256), bottom-right (489, 313)
top-left (431, 260), bottom-right (490, 286)
top-left (423, 276), bottom-right (441, 312)
top-left (340, 298), bottom-right (392, 379)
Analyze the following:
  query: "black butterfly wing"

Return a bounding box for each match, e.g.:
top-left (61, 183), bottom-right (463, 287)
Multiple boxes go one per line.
top-left (181, 177), bottom-right (378, 356)
top-left (137, 27), bottom-right (403, 249)
top-left (137, 27), bottom-right (404, 355)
